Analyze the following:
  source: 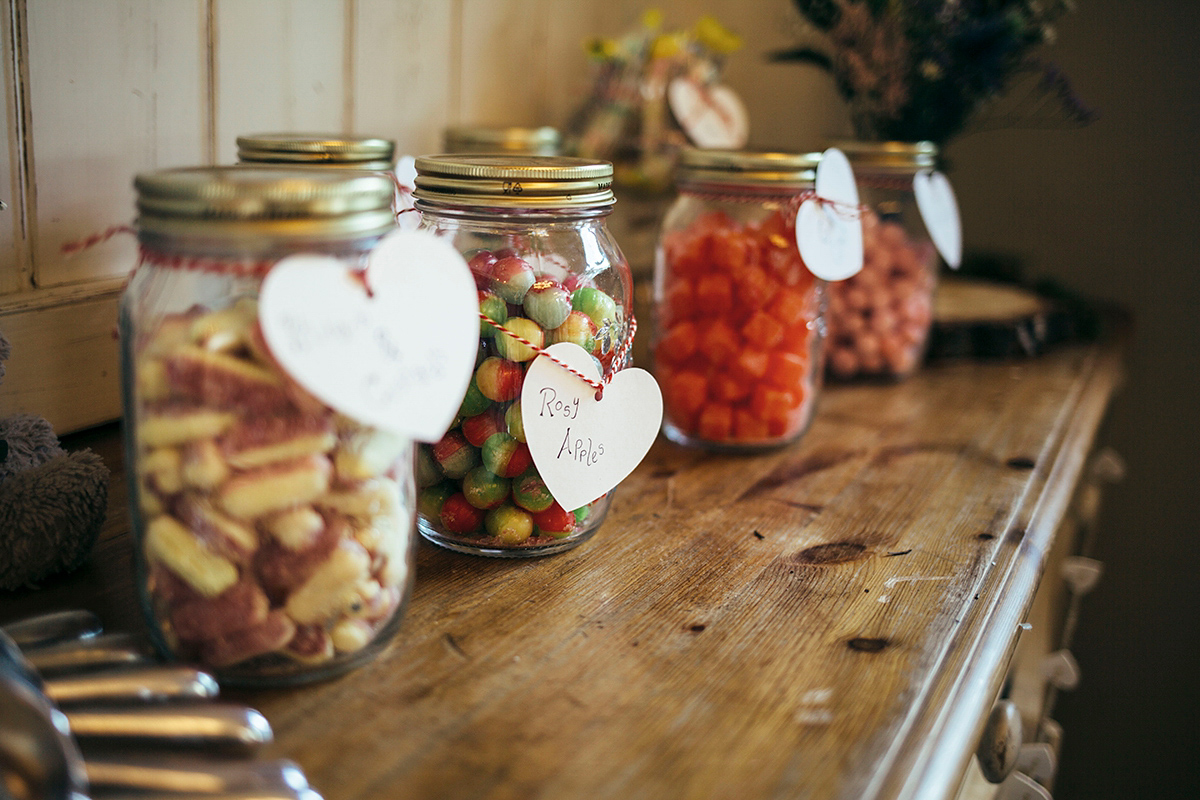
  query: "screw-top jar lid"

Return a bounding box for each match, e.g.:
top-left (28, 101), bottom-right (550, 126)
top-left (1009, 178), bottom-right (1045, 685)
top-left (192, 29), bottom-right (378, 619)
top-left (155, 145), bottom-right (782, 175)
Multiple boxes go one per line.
top-left (674, 148), bottom-right (821, 191)
top-left (828, 140), bottom-right (938, 174)
top-left (134, 166), bottom-right (397, 241)
top-left (413, 155), bottom-right (615, 210)
top-left (236, 133), bottom-right (396, 170)
top-left (442, 125), bottom-right (561, 156)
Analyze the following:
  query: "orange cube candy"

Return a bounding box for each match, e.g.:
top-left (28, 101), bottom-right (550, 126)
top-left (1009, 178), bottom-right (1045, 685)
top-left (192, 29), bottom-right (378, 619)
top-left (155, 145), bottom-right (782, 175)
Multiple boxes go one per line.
top-left (698, 319), bottom-right (741, 365)
top-left (709, 372), bottom-right (750, 404)
top-left (731, 348), bottom-right (770, 382)
top-left (663, 279), bottom-right (696, 322)
top-left (742, 310), bottom-right (785, 349)
top-left (769, 287), bottom-right (815, 327)
top-left (662, 370), bottom-right (708, 417)
top-left (656, 320), bottom-right (699, 364)
top-left (736, 265), bottom-right (778, 313)
top-left (733, 409), bottom-right (770, 442)
top-left (711, 230), bottom-right (754, 273)
top-left (767, 351), bottom-right (809, 390)
top-left (697, 403), bottom-right (734, 441)
top-left (695, 273), bottom-right (734, 315)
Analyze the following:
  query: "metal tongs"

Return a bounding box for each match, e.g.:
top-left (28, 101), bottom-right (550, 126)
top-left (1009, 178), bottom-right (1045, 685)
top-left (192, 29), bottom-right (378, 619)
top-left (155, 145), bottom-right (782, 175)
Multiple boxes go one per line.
top-left (0, 610), bottom-right (322, 799)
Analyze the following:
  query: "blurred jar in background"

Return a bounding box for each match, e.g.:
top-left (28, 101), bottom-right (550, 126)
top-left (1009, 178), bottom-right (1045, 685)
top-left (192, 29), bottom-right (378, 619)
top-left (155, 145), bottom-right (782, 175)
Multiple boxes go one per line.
top-left (654, 148), bottom-right (825, 451)
top-left (441, 125), bottom-right (562, 156)
top-left (236, 133), bottom-right (396, 171)
top-left (824, 141), bottom-right (940, 381)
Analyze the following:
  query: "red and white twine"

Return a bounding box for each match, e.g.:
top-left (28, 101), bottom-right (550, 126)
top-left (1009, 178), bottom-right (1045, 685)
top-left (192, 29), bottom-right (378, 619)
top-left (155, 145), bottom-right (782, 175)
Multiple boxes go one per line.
top-left (481, 313), bottom-right (637, 401)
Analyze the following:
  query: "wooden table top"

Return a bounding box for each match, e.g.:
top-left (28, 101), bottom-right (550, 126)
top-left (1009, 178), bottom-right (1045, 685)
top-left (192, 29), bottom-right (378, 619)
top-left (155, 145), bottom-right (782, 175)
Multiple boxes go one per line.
top-left (0, 330), bottom-right (1124, 800)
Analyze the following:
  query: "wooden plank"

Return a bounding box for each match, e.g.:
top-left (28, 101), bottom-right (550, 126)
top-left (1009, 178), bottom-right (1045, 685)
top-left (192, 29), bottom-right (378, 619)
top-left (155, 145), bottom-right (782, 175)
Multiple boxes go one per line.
top-left (0, 286), bottom-right (121, 432)
top-left (352, 0), bottom-right (455, 156)
top-left (456, 0), bottom-right (558, 128)
top-left (212, 0), bottom-right (347, 163)
top-left (25, 0), bottom-right (207, 288)
top-left (0, 0), bottom-right (29, 294)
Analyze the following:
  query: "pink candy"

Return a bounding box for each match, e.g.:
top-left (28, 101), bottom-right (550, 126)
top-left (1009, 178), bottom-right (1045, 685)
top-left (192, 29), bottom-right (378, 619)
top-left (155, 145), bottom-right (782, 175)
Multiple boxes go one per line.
top-left (826, 211), bottom-right (937, 379)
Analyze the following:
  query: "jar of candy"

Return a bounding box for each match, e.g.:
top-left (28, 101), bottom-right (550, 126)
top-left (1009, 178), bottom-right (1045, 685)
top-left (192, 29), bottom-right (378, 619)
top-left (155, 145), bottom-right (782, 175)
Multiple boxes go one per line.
top-left (236, 133), bottom-right (396, 171)
top-left (412, 155), bottom-right (633, 557)
top-left (442, 125), bottom-right (562, 156)
top-left (120, 166), bottom-right (414, 686)
top-left (654, 148), bottom-right (826, 450)
top-left (824, 141), bottom-right (940, 380)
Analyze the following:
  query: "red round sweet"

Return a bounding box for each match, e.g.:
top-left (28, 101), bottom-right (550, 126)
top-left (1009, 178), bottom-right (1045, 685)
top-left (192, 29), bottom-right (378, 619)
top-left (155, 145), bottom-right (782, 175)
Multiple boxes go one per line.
top-left (440, 492), bottom-right (485, 533)
top-left (532, 502), bottom-right (575, 535)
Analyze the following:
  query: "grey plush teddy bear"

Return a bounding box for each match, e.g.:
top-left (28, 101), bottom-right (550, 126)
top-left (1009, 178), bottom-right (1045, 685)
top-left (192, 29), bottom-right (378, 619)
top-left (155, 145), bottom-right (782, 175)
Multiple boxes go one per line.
top-left (0, 329), bottom-right (110, 591)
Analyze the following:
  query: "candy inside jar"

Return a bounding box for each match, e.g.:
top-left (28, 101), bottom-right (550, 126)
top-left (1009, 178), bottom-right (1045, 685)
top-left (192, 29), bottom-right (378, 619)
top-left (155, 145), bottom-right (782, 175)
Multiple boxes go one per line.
top-left (824, 141), bottom-right (942, 380)
top-left (653, 149), bottom-right (826, 451)
top-left (412, 155), bottom-right (633, 557)
top-left (122, 166), bottom-right (414, 686)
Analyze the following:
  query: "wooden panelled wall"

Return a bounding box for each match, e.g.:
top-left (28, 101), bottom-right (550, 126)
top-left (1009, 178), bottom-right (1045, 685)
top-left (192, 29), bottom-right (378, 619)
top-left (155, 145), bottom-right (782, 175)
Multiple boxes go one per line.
top-left (0, 0), bottom-right (843, 433)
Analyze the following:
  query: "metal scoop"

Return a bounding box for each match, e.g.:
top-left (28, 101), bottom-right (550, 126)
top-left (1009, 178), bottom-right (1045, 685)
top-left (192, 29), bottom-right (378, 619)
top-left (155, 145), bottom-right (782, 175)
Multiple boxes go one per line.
top-left (0, 629), bottom-right (269, 753)
top-left (0, 630), bottom-right (217, 708)
top-left (1, 669), bottom-right (313, 800)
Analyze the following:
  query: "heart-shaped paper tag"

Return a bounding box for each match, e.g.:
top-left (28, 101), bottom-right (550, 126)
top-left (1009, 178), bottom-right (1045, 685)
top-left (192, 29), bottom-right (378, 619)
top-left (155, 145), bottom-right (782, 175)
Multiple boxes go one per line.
top-left (796, 147), bottom-right (863, 281)
top-left (521, 343), bottom-right (662, 512)
top-left (259, 229), bottom-right (479, 442)
top-left (913, 169), bottom-right (962, 268)
top-left (667, 78), bottom-right (750, 150)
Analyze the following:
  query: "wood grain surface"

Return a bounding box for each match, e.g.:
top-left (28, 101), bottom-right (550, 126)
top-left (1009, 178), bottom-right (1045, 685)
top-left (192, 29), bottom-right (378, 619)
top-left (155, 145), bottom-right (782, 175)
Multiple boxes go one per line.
top-left (0, 332), bottom-right (1124, 800)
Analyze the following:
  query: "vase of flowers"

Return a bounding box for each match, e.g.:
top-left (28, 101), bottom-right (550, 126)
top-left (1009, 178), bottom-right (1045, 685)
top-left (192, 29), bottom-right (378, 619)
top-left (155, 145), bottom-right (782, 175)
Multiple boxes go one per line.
top-left (778, 0), bottom-right (1095, 146)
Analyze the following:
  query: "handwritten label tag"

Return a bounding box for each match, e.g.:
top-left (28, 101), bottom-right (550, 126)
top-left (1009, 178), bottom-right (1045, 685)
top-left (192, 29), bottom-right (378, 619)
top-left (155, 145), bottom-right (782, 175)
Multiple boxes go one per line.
top-left (667, 78), bottom-right (750, 149)
top-left (259, 229), bottom-right (478, 442)
top-left (796, 147), bottom-right (863, 281)
top-left (521, 343), bottom-right (662, 511)
top-left (913, 169), bottom-right (962, 268)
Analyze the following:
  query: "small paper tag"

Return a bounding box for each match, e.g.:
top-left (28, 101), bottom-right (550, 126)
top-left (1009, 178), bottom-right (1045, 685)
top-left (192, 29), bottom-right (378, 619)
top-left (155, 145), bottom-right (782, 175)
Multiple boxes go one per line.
top-left (667, 78), bottom-right (750, 150)
top-left (259, 229), bottom-right (479, 442)
top-left (913, 169), bottom-right (962, 268)
top-left (796, 147), bottom-right (863, 281)
top-left (521, 343), bottom-right (662, 511)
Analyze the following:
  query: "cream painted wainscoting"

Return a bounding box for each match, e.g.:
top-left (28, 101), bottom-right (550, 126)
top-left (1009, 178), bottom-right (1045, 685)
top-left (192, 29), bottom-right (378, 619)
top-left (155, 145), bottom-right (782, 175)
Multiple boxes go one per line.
top-left (0, 0), bottom-right (841, 433)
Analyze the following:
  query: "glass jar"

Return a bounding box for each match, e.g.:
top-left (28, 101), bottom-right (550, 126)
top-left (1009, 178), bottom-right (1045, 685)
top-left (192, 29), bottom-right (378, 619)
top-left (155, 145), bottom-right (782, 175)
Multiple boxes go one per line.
top-left (442, 125), bottom-right (562, 156)
top-left (120, 166), bottom-right (415, 686)
top-left (824, 141), bottom-right (940, 380)
top-left (412, 155), bottom-right (633, 557)
top-left (654, 149), bottom-right (826, 451)
top-left (236, 133), bottom-right (396, 171)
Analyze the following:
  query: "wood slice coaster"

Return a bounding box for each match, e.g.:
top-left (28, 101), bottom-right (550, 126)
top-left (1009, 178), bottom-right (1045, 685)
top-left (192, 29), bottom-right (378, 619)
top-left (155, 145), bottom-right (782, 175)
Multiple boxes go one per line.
top-left (928, 278), bottom-right (1076, 360)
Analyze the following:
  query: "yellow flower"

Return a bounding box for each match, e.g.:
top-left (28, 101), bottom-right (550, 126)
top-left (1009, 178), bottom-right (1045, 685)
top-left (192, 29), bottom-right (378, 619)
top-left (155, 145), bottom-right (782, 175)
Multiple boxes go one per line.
top-left (693, 14), bottom-right (742, 54)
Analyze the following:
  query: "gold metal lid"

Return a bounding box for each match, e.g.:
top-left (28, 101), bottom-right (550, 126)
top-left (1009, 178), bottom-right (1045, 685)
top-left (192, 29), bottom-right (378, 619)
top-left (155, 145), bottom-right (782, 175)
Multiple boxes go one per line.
top-left (828, 140), bottom-right (938, 174)
top-left (443, 125), bottom-right (561, 155)
top-left (413, 155), bottom-right (614, 209)
top-left (675, 148), bottom-right (821, 191)
top-left (134, 166), bottom-right (397, 240)
top-left (236, 133), bottom-right (396, 170)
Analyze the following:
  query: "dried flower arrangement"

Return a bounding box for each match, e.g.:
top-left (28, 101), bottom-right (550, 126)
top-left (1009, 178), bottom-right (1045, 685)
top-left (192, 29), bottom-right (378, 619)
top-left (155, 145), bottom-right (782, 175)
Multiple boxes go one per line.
top-left (777, 0), bottom-right (1096, 144)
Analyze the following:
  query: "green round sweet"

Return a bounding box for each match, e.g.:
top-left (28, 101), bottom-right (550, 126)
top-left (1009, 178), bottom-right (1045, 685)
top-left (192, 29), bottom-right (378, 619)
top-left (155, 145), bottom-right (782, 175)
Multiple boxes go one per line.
top-left (416, 445), bottom-right (443, 488)
top-left (418, 481), bottom-right (456, 519)
top-left (505, 401), bottom-right (525, 443)
top-left (462, 465), bottom-right (511, 510)
top-left (458, 377), bottom-right (491, 418)
top-left (571, 287), bottom-right (618, 330)
top-left (479, 291), bottom-right (508, 338)
top-left (512, 468), bottom-right (554, 513)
